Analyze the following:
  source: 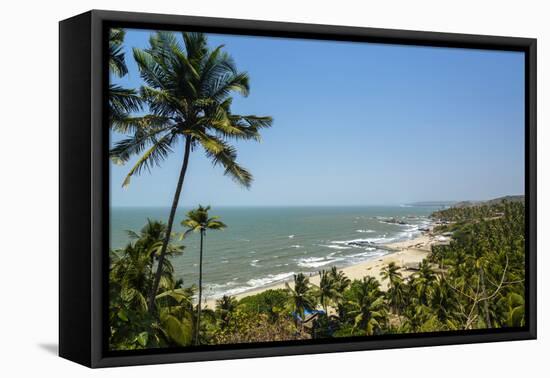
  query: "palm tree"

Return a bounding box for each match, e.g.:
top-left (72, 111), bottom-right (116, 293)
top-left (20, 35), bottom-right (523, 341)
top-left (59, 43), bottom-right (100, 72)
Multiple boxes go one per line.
top-left (429, 276), bottom-right (458, 329)
top-left (216, 295), bottom-right (238, 329)
top-left (110, 220), bottom-right (184, 311)
top-left (286, 273), bottom-right (316, 320)
top-left (499, 292), bottom-right (525, 327)
top-left (110, 31), bottom-right (273, 312)
top-left (380, 262), bottom-right (405, 314)
top-left (182, 205), bottom-right (227, 345)
top-left (380, 262), bottom-right (402, 287)
top-left (400, 303), bottom-right (434, 333)
top-left (155, 285), bottom-right (196, 347)
top-left (347, 277), bottom-right (387, 336)
top-left (431, 244), bottom-right (446, 269)
top-left (108, 28), bottom-right (142, 129)
top-left (316, 270), bottom-right (340, 312)
top-left (109, 220), bottom-right (184, 348)
top-left (329, 266), bottom-right (351, 293)
top-left (414, 260), bottom-right (435, 305)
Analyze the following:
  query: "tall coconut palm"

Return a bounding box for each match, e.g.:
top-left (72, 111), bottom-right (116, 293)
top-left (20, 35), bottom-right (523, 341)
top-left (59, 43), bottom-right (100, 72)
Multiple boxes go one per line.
top-left (110, 31), bottom-right (273, 312)
top-left (108, 28), bottom-right (142, 128)
top-left (182, 205), bottom-right (226, 345)
top-left (285, 273), bottom-right (316, 320)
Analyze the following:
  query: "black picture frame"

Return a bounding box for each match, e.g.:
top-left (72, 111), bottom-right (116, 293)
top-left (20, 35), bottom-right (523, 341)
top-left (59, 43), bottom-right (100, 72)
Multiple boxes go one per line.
top-left (59, 9), bottom-right (537, 368)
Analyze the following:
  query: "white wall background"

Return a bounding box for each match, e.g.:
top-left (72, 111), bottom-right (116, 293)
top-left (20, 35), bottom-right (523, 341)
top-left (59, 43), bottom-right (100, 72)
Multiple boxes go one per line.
top-left (0, 0), bottom-right (546, 376)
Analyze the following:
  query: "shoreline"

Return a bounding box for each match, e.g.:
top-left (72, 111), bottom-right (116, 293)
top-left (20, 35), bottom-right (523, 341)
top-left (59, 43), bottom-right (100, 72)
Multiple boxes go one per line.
top-left (203, 231), bottom-right (438, 309)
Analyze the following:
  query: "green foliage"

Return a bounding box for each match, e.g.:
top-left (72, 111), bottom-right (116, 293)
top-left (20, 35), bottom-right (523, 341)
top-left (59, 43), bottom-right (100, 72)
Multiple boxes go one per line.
top-left (315, 269), bottom-right (343, 312)
top-left (381, 262), bottom-right (406, 314)
top-left (285, 273), bottom-right (317, 319)
top-left (216, 295), bottom-right (238, 329)
top-left (212, 310), bottom-right (308, 344)
top-left (341, 277), bottom-right (388, 336)
top-left (109, 220), bottom-right (193, 350)
top-left (108, 28), bottom-right (142, 128)
top-left (431, 200), bottom-right (516, 223)
top-left (238, 289), bottom-right (290, 321)
top-left (329, 201), bottom-right (525, 337)
top-left (499, 293), bottom-right (525, 327)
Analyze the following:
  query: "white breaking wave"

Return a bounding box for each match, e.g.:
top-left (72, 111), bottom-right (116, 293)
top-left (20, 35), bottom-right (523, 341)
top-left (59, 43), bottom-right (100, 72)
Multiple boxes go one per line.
top-left (221, 286), bottom-right (254, 296)
top-left (348, 249), bottom-right (384, 259)
top-left (331, 236), bottom-right (396, 245)
top-left (319, 244), bottom-right (352, 250)
top-left (247, 272), bottom-right (296, 287)
top-left (296, 256), bottom-right (345, 268)
top-left (208, 272), bottom-right (297, 298)
top-left (356, 229), bottom-right (376, 233)
top-left (206, 281), bottom-right (244, 298)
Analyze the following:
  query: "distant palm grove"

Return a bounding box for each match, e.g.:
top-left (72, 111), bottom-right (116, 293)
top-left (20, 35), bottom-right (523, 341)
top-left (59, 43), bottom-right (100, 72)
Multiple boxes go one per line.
top-left (108, 29), bottom-right (526, 350)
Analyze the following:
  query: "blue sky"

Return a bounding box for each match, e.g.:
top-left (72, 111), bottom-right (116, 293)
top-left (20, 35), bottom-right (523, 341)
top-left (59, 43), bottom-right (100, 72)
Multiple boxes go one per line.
top-left (110, 29), bottom-right (525, 207)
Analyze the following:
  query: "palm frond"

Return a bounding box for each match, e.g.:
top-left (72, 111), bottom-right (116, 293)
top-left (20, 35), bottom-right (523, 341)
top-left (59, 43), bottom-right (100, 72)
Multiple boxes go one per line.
top-left (191, 131), bottom-right (253, 187)
top-left (109, 28), bottom-right (128, 77)
top-left (208, 143), bottom-right (253, 188)
top-left (109, 85), bottom-right (142, 124)
top-left (139, 86), bottom-right (183, 118)
top-left (110, 126), bottom-right (172, 165)
top-left (120, 131), bottom-right (176, 188)
top-left (209, 72), bottom-right (250, 102)
top-left (111, 114), bottom-right (171, 134)
top-left (132, 47), bottom-right (171, 90)
top-left (182, 32), bottom-right (208, 64)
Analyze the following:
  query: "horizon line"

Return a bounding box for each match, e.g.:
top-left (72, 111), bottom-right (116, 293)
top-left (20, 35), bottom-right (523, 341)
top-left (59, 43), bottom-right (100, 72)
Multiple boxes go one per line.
top-left (110, 193), bottom-right (525, 208)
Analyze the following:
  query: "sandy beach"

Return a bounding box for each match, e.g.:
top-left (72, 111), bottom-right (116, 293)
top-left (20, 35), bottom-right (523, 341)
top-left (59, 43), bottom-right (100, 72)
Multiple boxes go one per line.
top-left (204, 231), bottom-right (438, 309)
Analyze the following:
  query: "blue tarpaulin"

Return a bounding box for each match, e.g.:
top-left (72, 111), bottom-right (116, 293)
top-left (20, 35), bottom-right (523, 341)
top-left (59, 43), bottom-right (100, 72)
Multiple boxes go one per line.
top-left (292, 309), bottom-right (326, 322)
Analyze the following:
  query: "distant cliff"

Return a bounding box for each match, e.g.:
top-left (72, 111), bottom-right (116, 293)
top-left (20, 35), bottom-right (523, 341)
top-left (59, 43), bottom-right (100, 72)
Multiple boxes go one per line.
top-left (453, 195), bottom-right (525, 208)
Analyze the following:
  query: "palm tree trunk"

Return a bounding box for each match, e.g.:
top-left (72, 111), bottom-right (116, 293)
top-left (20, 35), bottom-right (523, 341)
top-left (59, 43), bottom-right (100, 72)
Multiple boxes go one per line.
top-left (195, 229), bottom-right (204, 345)
top-left (147, 136), bottom-right (192, 313)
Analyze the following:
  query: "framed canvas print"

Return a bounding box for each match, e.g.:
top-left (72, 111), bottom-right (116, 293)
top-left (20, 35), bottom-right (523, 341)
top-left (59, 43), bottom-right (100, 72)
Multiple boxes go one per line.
top-left (59, 10), bottom-right (537, 368)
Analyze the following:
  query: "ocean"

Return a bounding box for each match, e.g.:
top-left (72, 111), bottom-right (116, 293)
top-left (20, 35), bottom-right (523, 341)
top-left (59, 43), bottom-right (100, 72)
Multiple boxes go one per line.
top-left (110, 206), bottom-right (438, 299)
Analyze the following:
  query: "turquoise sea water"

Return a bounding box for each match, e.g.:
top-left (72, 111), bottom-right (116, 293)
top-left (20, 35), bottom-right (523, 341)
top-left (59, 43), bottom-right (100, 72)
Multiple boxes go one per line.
top-left (110, 206), bottom-right (438, 299)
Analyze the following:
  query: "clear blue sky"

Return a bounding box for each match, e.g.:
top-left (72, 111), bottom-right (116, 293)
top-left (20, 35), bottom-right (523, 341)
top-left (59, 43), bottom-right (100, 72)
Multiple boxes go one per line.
top-left (110, 29), bottom-right (525, 207)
